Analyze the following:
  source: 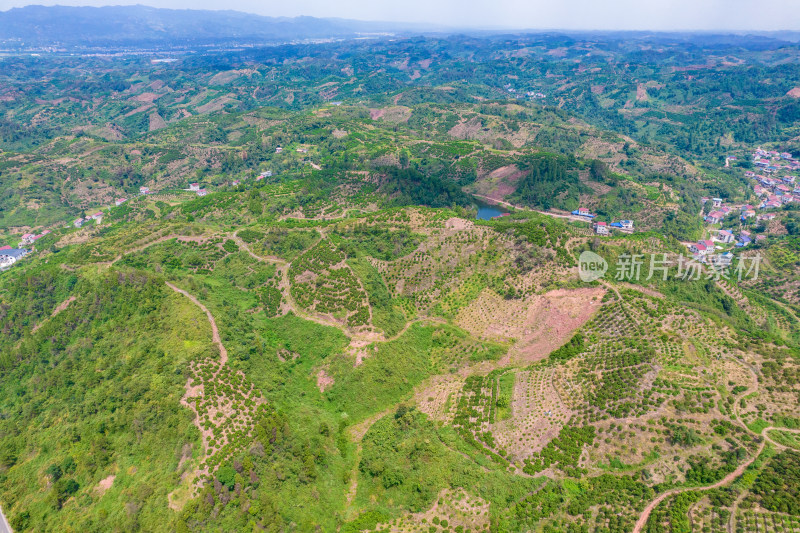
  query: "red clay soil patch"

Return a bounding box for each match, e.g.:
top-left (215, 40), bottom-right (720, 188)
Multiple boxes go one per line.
top-left (636, 84), bottom-right (648, 101)
top-left (196, 95), bottom-right (235, 114)
top-left (369, 108), bottom-right (385, 120)
top-left (486, 164), bottom-right (525, 183)
top-left (510, 287), bottom-right (605, 363)
top-left (123, 103), bottom-right (153, 117)
top-left (786, 87), bottom-right (800, 98)
top-left (456, 287), bottom-right (605, 364)
top-left (149, 112), bottom-right (167, 131)
top-left (348, 340), bottom-right (371, 367)
top-left (492, 181), bottom-right (521, 199)
top-left (471, 164), bottom-right (527, 199)
top-left (317, 369), bottom-right (335, 392)
top-left (94, 474), bottom-right (115, 496)
top-left (130, 92), bottom-right (160, 103)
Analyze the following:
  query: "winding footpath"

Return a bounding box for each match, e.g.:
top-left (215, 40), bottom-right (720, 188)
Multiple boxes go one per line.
top-left (633, 425), bottom-right (800, 533)
top-left (233, 231), bottom-right (445, 344)
top-left (632, 347), bottom-right (800, 533)
top-left (0, 505), bottom-right (11, 533)
top-left (165, 280), bottom-right (253, 505)
top-left (634, 353), bottom-right (754, 533)
top-left (631, 439), bottom-right (766, 533)
top-left (763, 426), bottom-right (800, 448)
top-left (108, 234), bottom-right (209, 266)
top-left (632, 360), bottom-right (757, 533)
top-left (231, 233), bottom-right (347, 332)
top-left (106, 229), bottom-right (440, 348)
top-left (165, 282), bottom-right (227, 365)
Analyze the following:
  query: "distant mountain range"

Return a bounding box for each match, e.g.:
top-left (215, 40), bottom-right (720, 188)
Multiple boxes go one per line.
top-left (0, 5), bottom-right (441, 48)
top-left (1, 5), bottom-right (798, 51)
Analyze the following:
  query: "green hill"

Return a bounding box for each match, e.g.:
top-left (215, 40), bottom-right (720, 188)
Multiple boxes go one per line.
top-left (2, 27), bottom-right (800, 533)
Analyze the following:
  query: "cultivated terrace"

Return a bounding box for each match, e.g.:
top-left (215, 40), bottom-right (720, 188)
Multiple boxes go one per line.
top-left (1, 26), bottom-right (800, 533)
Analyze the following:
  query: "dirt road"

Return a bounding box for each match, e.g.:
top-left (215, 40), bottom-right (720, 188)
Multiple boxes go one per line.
top-left (763, 426), bottom-right (800, 448)
top-left (165, 282), bottom-right (228, 365)
top-left (633, 358), bottom-right (800, 533)
top-left (632, 439), bottom-right (766, 533)
top-left (0, 505), bottom-right (11, 533)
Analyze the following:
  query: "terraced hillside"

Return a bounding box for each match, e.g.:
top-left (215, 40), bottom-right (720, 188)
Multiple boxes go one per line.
top-left (0, 175), bottom-right (799, 533)
top-left (3, 24), bottom-right (800, 533)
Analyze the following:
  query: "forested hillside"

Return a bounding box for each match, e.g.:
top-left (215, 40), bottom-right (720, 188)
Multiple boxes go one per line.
top-left (2, 21), bottom-right (800, 533)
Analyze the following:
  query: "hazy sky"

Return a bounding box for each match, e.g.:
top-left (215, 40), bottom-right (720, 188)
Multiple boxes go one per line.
top-left (1, 0), bottom-right (800, 31)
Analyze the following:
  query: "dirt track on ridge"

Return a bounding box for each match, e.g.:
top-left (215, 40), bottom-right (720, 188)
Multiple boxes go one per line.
top-left (166, 282), bottom-right (227, 365)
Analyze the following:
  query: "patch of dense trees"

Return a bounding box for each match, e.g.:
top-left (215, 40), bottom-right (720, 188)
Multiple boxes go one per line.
top-left (379, 166), bottom-right (471, 208)
top-left (522, 424), bottom-right (595, 476)
top-left (511, 153), bottom-right (585, 211)
top-left (0, 117), bottom-right (57, 148)
top-left (549, 333), bottom-right (585, 362)
top-left (749, 451), bottom-right (800, 516)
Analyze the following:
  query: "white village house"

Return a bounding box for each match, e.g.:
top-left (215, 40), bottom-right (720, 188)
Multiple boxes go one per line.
top-left (0, 248), bottom-right (29, 270)
top-left (717, 230), bottom-right (735, 244)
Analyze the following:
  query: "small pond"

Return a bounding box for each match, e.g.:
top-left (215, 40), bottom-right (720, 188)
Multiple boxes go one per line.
top-left (476, 204), bottom-right (506, 220)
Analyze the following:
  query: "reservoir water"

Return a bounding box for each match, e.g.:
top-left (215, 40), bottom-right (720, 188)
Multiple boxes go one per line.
top-left (476, 204), bottom-right (505, 220)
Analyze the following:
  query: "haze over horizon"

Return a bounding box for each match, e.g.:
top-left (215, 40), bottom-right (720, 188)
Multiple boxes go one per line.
top-left (0, 0), bottom-right (799, 32)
